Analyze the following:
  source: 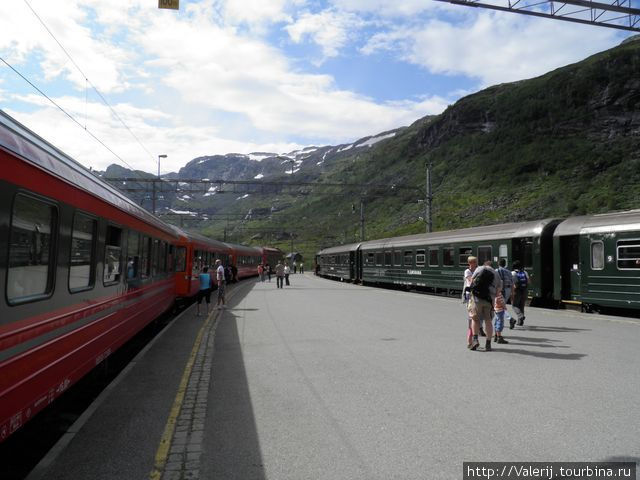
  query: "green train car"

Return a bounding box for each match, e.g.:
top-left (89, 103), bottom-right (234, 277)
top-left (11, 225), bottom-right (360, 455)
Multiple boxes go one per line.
top-left (315, 242), bottom-right (361, 281)
top-left (317, 210), bottom-right (640, 313)
top-left (553, 210), bottom-right (640, 311)
top-left (317, 218), bottom-right (562, 305)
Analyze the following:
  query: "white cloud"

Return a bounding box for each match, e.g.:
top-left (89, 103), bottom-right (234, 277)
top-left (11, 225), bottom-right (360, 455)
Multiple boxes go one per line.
top-left (362, 11), bottom-right (623, 86)
top-left (222, 0), bottom-right (297, 28)
top-left (0, 1), bottom-right (133, 93)
top-left (286, 9), bottom-right (362, 61)
top-left (135, 8), bottom-right (442, 140)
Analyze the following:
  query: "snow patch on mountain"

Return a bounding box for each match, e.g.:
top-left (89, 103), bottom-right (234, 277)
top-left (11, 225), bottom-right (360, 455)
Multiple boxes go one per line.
top-left (357, 132), bottom-right (396, 148)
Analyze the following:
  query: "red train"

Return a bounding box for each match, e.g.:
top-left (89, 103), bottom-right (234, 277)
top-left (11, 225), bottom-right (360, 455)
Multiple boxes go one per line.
top-left (171, 226), bottom-right (232, 300)
top-left (0, 111), bottom-right (280, 442)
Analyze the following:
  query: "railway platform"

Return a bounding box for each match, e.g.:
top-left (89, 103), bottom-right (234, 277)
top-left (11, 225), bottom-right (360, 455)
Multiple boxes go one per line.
top-left (25, 274), bottom-right (640, 480)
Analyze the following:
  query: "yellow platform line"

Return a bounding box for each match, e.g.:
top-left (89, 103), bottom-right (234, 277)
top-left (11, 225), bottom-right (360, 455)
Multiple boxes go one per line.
top-left (149, 307), bottom-right (215, 480)
top-left (149, 280), bottom-right (252, 480)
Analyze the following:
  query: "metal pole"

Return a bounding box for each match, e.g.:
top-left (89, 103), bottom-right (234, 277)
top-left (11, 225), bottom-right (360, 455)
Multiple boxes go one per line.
top-left (156, 154), bottom-right (167, 216)
top-left (360, 198), bottom-right (365, 241)
top-left (426, 161), bottom-right (433, 233)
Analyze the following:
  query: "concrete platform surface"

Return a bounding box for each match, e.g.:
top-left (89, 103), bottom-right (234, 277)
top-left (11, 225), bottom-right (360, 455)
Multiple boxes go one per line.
top-left (30, 274), bottom-right (640, 479)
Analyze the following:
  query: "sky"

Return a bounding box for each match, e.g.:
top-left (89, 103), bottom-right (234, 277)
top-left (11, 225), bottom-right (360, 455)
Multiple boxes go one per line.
top-left (0, 0), bottom-right (632, 175)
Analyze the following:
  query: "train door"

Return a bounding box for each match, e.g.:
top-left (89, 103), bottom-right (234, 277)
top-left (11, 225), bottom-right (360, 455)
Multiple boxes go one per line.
top-left (560, 235), bottom-right (581, 299)
top-left (349, 251), bottom-right (355, 280)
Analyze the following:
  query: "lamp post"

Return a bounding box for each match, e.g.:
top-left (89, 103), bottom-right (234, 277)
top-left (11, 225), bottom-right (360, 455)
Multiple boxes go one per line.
top-left (153, 154), bottom-right (167, 215)
top-left (426, 159), bottom-right (433, 233)
top-left (158, 154), bottom-right (167, 178)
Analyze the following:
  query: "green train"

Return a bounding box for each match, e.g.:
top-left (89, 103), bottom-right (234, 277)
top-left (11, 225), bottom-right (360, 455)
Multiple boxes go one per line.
top-left (315, 210), bottom-right (640, 312)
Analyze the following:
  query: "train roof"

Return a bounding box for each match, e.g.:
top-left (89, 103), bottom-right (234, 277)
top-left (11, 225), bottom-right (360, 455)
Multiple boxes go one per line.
top-left (317, 242), bottom-right (362, 256)
top-left (261, 246), bottom-right (283, 253)
top-left (554, 209), bottom-right (640, 236)
top-left (168, 224), bottom-right (231, 250)
top-left (359, 218), bottom-right (562, 250)
top-left (223, 242), bottom-right (262, 255)
top-left (0, 110), bottom-right (177, 237)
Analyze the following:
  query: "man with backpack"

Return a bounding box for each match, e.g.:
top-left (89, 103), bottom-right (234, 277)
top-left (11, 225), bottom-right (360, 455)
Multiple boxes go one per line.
top-left (511, 260), bottom-right (530, 327)
top-left (468, 260), bottom-right (501, 351)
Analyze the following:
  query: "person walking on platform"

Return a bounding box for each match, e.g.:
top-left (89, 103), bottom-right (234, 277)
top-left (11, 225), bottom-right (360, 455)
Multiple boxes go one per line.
top-left (468, 260), bottom-right (500, 351)
top-left (511, 260), bottom-right (530, 327)
top-left (215, 259), bottom-right (226, 309)
top-left (196, 266), bottom-right (212, 316)
top-left (299, 262), bottom-right (304, 274)
top-left (462, 256), bottom-right (478, 349)
top-left (275, 261), bottom-right (285, 288)
top-left (284, 263), bottom-right (291, 286)
top-left (496, 259), bottom-right (514, 328)
top-left (293, 261), bottom-right (297, 274)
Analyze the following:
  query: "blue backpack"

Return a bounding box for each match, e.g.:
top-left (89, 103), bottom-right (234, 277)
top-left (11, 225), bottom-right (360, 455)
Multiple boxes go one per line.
top-left (515, 270), bottom-right (528, 289)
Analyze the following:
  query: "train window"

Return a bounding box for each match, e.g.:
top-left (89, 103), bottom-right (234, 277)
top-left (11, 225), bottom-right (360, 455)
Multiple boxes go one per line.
top-left (443, 248), bottom-right (454, 266)
top-left (375, 252), bottom-right (383, 266)
top-left (151, 239), bottom-right (159, 276)
top-left (384, 251), bottom-right (392, 266)
top-left (393, 251), bottom-right (402, 266)
top-left (103, 226), bottom-right (122, 285)
top-left (478, 246), bottom-right (492, 266)
top-left (403, 251), bottom-right (413, 266)
top-left (7, 194), bottom-right (57, 303)
top-left (175, 247), bottom-right (187, 272)
top-left (162, 242), bottom-right (168, 273)
top-left (69, 213), bottom-right (96, 291)
top-left (141, 236), bottom-right (151, 278)
top-left (616, 241), bottom-right (640, 269)
top-left (429, 248), bottom-right (439, 267)
top-left (366, 253), bottom-right (374, 265)
top-left (416, 250), bottom-right (426, 266)
top-left (458, 247), bottom-right (473, 266)
top-left (591, 242), bottom-right (604, 270)
top-left (193, 250), bottom-right (201, 275)
top-left (127, 231), bottom-right (140, 280)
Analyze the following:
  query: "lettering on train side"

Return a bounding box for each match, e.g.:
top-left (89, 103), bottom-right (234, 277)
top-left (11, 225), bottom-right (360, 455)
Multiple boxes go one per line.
top-left (407, 270), bottom-right (422, 275)
top-left (9, 412), bottom-right (23, 433)
top-left (56, 378), bottom-right (71, 395)
top-left (95, 348), bottom-right (112, 365)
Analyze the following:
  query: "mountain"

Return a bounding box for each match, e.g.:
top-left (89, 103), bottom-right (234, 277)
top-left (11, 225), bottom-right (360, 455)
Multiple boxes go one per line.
top-left (102, 36), bottom-right (640, 264)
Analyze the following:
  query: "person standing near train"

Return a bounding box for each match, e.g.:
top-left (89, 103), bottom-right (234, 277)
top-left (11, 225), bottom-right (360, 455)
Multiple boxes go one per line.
top-left (196, 266), bottom-right (212, 316)
top-left (275, 261), bottom-right (285, 288)
top-left (511, 260), bottom-right (529, 327)
top-left (215, 259), bottom-right (226, 309)
top-left (495, 259), bottom-right (514, 329)
top-left (463, 256), bottom-right (478, 349)
top-left (258, 264), bottom-right (264, 282)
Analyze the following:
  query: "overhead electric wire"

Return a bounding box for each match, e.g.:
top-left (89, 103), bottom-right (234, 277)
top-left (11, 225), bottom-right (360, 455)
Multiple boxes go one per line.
top-left (20, 0), bottom-right (157, 169)
top-left (0, 55), bottom-right (140, 173)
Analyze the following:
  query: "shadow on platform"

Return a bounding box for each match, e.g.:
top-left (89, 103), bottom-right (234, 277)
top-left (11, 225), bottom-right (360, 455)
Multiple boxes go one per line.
top-left (493, 348), bottom-right (587, 360)
top-left (206, 290), bottom-right (266, 480)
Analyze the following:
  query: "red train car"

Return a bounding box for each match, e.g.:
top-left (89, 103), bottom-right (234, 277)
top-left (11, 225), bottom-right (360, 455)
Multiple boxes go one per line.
top-left (224, 242), bottom-right (263, 280)
top-left (261, 246), bottom-right (283, 268)
top-left (171, 226), bottom-right (231, 300)
top-left (0, 111), bottom-right (179, 442)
